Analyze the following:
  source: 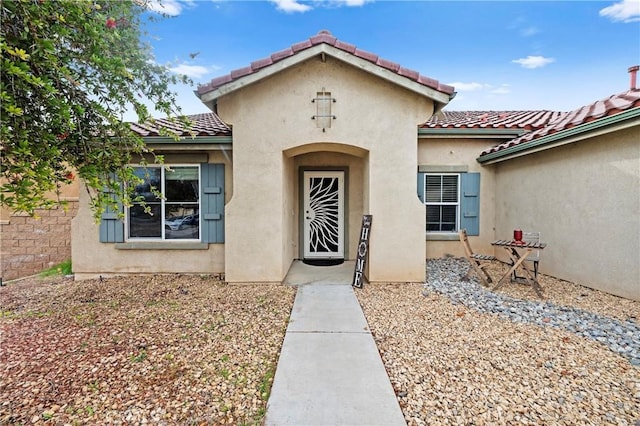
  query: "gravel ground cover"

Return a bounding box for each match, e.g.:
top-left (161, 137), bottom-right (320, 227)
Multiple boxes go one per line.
top-left (356, 257), bottom-right (640, 426)
top-left (0, 275), bottom-right (295, 425)
top-left (3, 260), bottom-right (638, 426)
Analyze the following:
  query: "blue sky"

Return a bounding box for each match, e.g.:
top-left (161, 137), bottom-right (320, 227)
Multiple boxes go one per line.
top-left (139, 0), bottom-right (640, 118)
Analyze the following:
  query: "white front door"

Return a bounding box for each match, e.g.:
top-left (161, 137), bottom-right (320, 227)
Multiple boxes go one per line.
top-left (303, 171), bottom-right (344, 259)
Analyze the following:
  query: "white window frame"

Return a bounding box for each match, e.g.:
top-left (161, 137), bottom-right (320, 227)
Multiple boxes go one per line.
top-left (125, 164), bottom-right (201, 242)
top-left (424, 173), bottom-right (460, 233)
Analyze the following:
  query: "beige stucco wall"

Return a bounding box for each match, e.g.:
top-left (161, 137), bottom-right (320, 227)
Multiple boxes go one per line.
top-left (71, 152), bottom-right (231, 280)
top-left (217, 55), bottom-right (434, 283)
top-left (493, 127), bottom-right (640, 301)
top-left (417, 137), bottom-right (499, 257)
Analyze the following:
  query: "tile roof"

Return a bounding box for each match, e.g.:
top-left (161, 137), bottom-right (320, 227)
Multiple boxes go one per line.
top-left (479, 89), bottom-right (640, 156)
top-left (128, 89), bottom-right (638, 160)
top-left (421, 110), bottom-right (565, 131)
top-left (196, 30), bottom-right (455, 98)
top-left (130, 113), bottom-right (231, 137)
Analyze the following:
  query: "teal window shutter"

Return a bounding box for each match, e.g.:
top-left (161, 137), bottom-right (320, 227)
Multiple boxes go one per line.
top-left (417, 172), bottom-right (425, 203)
top-left (99, 178), bottom-right (124, 243)
top-left (460, 172), bottom-right (480, 236)
top-left (201, 163), bottom-right (225, 243)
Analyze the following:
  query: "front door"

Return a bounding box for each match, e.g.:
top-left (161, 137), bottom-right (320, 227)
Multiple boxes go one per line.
top-left (303, 171), bottom-right (344, 259)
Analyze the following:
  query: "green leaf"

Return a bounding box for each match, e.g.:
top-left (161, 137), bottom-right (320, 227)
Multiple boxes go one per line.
top-left (4, 104), bottom-right (23, 116)
top-left (0, 0), bottom-right (191, 219)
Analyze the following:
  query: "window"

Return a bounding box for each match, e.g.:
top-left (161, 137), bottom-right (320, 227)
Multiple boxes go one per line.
top-left (417, 171), bottom-right (480, 236)
top-left (128, 165), bottom-right (200, 240)
top-left (425, 174), bottom-right (459, 232)
top-left (99, 163), bottom-right (225, 244)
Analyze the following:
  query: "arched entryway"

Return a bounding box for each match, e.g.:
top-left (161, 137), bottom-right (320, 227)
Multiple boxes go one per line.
top-left (283, 143), bottom-right (369, 267)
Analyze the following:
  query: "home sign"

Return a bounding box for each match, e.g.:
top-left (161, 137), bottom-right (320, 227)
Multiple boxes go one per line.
top-left (352, 215), bottom-right (372, 289)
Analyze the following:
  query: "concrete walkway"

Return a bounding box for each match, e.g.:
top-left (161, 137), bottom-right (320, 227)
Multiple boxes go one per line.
top-left (264, 262), bottom-right (406, 426)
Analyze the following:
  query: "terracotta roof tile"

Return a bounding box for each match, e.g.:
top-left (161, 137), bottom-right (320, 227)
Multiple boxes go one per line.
top-left (608, 94), bottom-right (632, 110)
top-left (208, 75), bottom-right (232, 88)
top-left (291, 39), bottom-right (313, 53)
top-left (376, 57), bottom-right (400, 73)
top-left (230, 66), bottom-right (253, 80)
top-left (334, 39), bottom-right (356, 53)
top-left (421, 110), bottom-right (565, 131)
top-left (417, 75), bottom-right (439, 90)
top-left (438, 83), bottom-right (455, 94)
top-left (197, 30), bottom-right (455, 97)
top-left (398, 66), bottom-right (419, 81)
top-left (591, 100), bottom-right (607, 118)
top-left (251, 57), bottom-right (273, 71)
top-left (310, 31), bottom-right (337, 46)
top-left (479, 89), bottom-right (640, 156)
top-left (271, 47), bottom-right (294, 62)
top-left (353, 48), bottom-right (379, 63)
top-left (130, 113), bottom-right (231, 138)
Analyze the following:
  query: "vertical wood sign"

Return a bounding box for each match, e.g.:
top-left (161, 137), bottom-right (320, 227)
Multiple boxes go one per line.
top-left (352, 215), bottom-right (372, 289)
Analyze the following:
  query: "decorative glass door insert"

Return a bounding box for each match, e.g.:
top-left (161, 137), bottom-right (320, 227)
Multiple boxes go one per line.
top-left (303, 171), bottom-right (344, 259)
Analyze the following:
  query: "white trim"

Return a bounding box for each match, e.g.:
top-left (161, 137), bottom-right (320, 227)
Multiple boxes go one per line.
top-left (199, 44), bottom-right (451, 105)
top-left (424, 172), bottom-right (461, 233)
top-left (478, 117), bottom-right (640, 165)
top-left (125, 164), bottom-right (202, 242)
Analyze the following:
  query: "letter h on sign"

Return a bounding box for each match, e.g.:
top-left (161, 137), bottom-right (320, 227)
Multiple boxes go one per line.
top-left (352, 215), bottom-right (372, 289)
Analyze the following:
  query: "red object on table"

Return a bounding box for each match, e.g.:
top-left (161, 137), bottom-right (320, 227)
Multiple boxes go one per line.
top-left (513, 229), bottom-right (523, 241)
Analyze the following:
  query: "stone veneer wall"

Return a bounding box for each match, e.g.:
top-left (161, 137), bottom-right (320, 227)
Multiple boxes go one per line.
top-left (0, 201), bottom-right (79, 281)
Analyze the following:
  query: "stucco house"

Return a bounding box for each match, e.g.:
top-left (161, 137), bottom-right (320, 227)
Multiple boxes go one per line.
top-left (70, 31), bottom-right (640, 301)
top-left (422, 87), bottom-right (639, 301)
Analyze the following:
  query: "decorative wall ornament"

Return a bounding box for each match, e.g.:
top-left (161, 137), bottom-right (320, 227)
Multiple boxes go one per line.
top-left (311, 88), bottom-right (336, 131)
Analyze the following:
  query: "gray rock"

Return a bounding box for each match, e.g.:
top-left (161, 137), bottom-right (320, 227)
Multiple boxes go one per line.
top-left (425, 258), bottom-right (640, 366)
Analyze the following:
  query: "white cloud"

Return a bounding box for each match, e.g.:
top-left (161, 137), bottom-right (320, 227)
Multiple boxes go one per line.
top-left (448, 82), bottom-right (485, 91)
top-left (489, 85), bottom-right (511, 95)
top-left (146, 0), bottom-right (186, 16)
top-left (333, 0), bottom-right (371, 6)
top-left (508, 16), bottom-right (541, 37)
top-left (270, 0), bottom-right (372, 12)
top-left (446, 82), bottom-right (511, 95)
top-left (170, 64), bottom-right (211, 79)
top-left (512, 55), bottom-right (555, 69)
top-left (270, 0), bottom-right (312, 13)
top-left (600, 0), bottom-right (640, 23)
top-left (520, 26), bottom-right (540, 37)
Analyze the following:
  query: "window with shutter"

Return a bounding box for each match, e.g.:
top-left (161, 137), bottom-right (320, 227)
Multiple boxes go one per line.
top-left (98, 163), bottom-right (225, 244)
top-left (127, 165), bottom-right (201, 241)
top-left (425, 173), bottom-right (460, 232)
top-left (418, 172), bottom-right (481, 236)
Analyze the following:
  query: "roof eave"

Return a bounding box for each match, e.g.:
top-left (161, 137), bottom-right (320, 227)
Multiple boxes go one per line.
top-left (418, 128), bottom-right (527, 139)
top-left (477, 108), bottom-right (640, 164)
top-left (198, 44), bottom-right (453, 106)
top-left (142, 135), bottom-right (233, 151)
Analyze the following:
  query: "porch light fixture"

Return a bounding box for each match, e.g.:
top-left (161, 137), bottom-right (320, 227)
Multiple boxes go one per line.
top-left (311, 88), bottom-right (336, 132)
